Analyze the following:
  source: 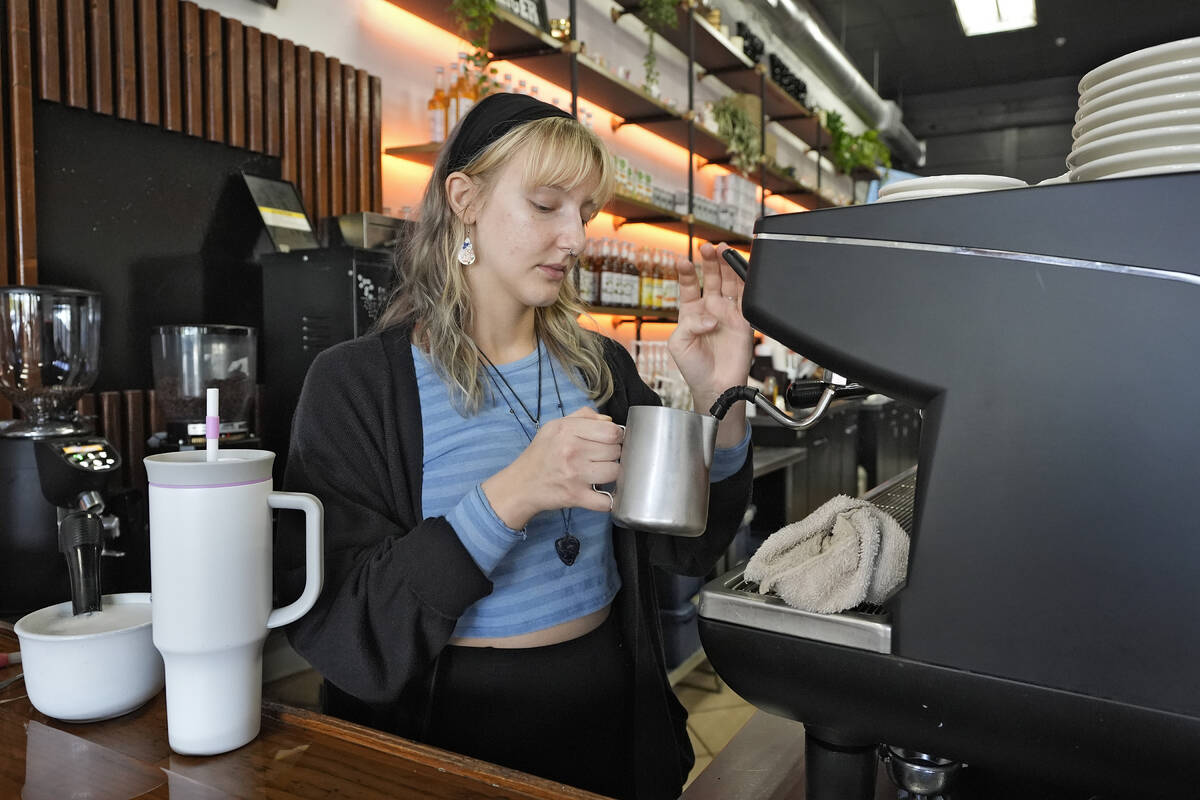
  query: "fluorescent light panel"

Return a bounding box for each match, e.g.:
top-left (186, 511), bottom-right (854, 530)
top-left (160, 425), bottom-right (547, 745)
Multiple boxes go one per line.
top-left (954, 0), bottom-right (1037, 36)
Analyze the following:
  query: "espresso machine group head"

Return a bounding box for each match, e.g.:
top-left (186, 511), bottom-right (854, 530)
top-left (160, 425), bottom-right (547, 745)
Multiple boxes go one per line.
top-left (700, 172), bottom-right (1200, 798)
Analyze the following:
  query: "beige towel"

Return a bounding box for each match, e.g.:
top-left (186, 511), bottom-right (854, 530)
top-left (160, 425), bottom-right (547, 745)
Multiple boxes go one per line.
top-left (744, 494), bottom-right (909, 614)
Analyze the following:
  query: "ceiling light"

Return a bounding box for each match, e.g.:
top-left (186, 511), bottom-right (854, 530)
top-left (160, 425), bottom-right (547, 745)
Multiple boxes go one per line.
top-left (953, 0), bottom-right (1037, 36)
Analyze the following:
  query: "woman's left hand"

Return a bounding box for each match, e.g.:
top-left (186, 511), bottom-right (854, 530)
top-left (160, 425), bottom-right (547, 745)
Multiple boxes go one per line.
top-left (668, 242), bottom-right (754, 421)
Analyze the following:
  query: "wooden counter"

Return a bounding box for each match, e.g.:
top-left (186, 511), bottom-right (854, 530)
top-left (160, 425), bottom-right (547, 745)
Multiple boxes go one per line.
top-left (0, 625), bottom-right (607, 799)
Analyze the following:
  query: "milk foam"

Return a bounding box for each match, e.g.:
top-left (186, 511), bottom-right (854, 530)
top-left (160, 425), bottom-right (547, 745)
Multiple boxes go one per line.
top-left (31, 600), bottom-right (151, 637)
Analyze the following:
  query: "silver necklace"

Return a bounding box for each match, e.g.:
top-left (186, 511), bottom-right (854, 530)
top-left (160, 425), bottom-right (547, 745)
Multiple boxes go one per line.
top-left (478, 340), bottom-right (580, 566)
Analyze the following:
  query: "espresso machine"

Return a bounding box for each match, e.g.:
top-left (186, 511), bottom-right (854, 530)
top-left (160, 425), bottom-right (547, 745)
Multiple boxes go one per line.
top-left (699, 172), bottom-right (1200, 798)
top-left (0, 286), bottom-right (145, 615)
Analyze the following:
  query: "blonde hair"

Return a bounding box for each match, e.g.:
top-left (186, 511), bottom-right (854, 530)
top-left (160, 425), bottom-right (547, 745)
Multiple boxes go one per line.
top-left (376, 115), bottom-right (617, 414)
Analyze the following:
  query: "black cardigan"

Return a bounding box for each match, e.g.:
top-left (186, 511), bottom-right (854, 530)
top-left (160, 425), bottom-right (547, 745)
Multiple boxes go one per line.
top-left (276, 325), bottom-right (753, 799)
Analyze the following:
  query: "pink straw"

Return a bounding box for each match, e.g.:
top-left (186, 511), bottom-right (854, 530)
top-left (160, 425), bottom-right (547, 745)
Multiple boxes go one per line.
top-left (206, 388), bottom-right (219, 462)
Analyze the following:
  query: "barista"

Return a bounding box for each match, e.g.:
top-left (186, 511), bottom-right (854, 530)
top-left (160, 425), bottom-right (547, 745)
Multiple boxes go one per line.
top-left (275, 92), bottom-right (754, 799)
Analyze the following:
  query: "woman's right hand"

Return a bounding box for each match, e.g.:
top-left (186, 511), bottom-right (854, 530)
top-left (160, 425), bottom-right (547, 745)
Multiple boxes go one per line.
top-left (481, 407), bottom-right (623, 530)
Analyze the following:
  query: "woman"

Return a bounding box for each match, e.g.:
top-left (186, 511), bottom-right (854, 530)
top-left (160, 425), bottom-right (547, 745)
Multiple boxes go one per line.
top-left (276, 92), bottom-right (754, 799)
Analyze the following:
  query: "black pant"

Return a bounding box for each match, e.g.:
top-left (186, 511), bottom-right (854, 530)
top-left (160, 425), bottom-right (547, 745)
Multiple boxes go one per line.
top-left (423, 611), bottom-right (635, 799)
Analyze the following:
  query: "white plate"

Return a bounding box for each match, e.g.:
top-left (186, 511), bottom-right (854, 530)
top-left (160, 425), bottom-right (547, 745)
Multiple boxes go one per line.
top-left (1072, 108), bottom-right (1200, 149)
top-left (875, 188), bottom-right (989, 202)
top-left (1067, 124), bottom-right (1200, 168)
top-left (1079, 56), bottom-right (1200, 105)
top-left (1068, 143), bottom-right (1200, 181)
top-left (1072, 91), bottom-right (1200, 138)
top-left (1079, 37), bottom-right (1200, 94)
top-left (877, 174), bottom-right (1026, 197)
top-left (1075, 72), bottom-right (1200, 118)
top-left (1037, 173), bottom-right (1071, 185)
top-left (1078, 163), bottom-right (1200, 180)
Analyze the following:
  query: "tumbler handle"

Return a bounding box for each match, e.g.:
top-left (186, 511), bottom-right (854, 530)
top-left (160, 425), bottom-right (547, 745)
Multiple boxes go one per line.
top-left (266, 491), bottom-right (324, 629)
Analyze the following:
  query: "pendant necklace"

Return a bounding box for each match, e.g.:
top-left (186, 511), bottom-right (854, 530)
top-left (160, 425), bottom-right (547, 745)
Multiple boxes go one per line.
top-left (478, 340), bottom-right (580, 566)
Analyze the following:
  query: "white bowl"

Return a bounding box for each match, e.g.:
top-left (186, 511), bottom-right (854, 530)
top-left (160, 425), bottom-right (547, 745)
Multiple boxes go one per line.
top-left (1069, 144), bottom-right (1200, 181)
top-left (1079, 37), bottom-right (1200, 94)
top-left (1067, 124), bottom-right (1200, 168)
top-left (1072, 91), bottom-right (1200, 139)
top-left (877, 174), bottom-right (1025, 197)
top-left (1075, 72), bottom-right (1200, 119)
top-left (1072, 108), bottom-right (1200, 149)
top-left (875, 187), bottom-right (985, 202)
top-left (1077, 163), bottom-right (1200, 181)
top-left (15, 593), bottom-right (164, 722)
top-left (1079, 56), bottom-right (1200, 105)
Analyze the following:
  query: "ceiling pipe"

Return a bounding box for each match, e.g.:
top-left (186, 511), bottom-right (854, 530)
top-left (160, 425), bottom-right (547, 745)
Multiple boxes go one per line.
top-left (763, 0), bottom-right (926, 167)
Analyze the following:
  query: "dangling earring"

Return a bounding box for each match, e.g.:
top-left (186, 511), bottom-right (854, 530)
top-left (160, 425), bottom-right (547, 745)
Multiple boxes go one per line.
top-left (458, 235), bottom-right (476, 266)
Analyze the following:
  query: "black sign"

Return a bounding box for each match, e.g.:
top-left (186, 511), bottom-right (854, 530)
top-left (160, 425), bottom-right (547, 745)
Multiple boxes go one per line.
top-left (496, 0), bottom-right (550, 33)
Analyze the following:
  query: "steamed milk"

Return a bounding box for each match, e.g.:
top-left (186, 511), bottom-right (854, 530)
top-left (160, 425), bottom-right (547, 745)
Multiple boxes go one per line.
top-left (32, 601), bottom-right (151, 637)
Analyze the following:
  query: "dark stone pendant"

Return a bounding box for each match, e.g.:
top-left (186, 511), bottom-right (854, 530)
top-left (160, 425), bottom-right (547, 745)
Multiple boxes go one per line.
top-left (554, 532), bottom-right (580, 566)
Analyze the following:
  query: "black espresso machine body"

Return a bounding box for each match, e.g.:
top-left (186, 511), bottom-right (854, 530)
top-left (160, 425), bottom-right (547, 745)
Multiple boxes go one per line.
top-left (0, 433), bottom-right (147, 616)
top-left (701, 173), bottom-right (1200, 796)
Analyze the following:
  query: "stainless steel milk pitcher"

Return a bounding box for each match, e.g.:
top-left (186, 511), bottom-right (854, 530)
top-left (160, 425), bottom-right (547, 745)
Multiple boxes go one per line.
top-left (607, 405), bottom-right (719, 537)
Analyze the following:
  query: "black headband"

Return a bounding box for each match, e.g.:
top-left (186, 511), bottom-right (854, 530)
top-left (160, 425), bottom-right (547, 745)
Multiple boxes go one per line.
top-left (445, 92), bottom-right (575, 174)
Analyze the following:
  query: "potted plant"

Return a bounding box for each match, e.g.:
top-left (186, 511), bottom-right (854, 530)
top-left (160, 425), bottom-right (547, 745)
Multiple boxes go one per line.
top-left (451, 0), bottom-right (501, 97)
top-left (712, 95), bottom-right (762, 175)
top-left (823, 110), bottom-right (892, 176)
top-left (637, 0), bottom-right (679, 96)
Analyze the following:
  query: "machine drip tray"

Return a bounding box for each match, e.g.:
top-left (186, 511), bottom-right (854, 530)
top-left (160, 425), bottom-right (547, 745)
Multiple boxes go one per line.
top-left (700, 468), bottom-right (916, 655)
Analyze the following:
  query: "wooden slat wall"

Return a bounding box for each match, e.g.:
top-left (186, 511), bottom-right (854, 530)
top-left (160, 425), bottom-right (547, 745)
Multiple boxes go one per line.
top-left (7, 0), bottom-right (38, 285)
top-left (112, 0), bottom-right (136, 120)
top-left (159, 0), bottom-right (182, 132)
top-left (87, 0), bottom-right (113, 115)
top-left (0, 0), bottom-right (382, 286)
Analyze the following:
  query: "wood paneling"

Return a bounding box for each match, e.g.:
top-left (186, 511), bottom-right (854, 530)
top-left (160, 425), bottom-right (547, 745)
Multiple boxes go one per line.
top-left (356, 68), bottom-right (370, 212)
top-left (99, 392), bottom-right (121, 448)
top-left (0, 0), bottom-right (383, 283)
top-left (296, 45), bottom-right (312, 217)
top-left (87, 0), bottom-right (112, 114)
top-left (7, 0), bottom-right (38, 284)
top-left (33, 0), bottom-right (59, 102)
top-left (61, 0), bottom-right (86, 108)
top-left (262, 33), bottom-right (280, 157)
top-left (112, 0), bottom-right (136, 120)
top-left (200, 9), bottom-right (221, 141)
top-left (159, 0), bottom-right (182, 132)
top-left (223, 18), bottom-right (243, 147)
top-left (136, 0), bottom-right (158, 124)
top-left (279, 38), bottom-right (295, 184)
top-left (342, 65), bottom-right (356, 212)
top-left (370, 75), bottom-right (382, 212)
top-left (180, 1), bottom-right (201, 136)
top-left (327, 56), bottom-right (342, 217)
top-left (244, 26), bottom-right (262, 152)
top-left (311, 54), bottom-right (327, 224)
top-left (123, 389), bottom-right (146, 490)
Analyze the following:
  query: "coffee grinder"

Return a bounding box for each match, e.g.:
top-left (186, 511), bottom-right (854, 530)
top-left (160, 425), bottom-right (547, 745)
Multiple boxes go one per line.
top-left (147, 324), bottom-right (259, 451)
top-left (0, 286), bottom-right (144, 616)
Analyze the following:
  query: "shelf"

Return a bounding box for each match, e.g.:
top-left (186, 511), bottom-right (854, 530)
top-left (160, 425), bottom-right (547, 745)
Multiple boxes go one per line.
top-left (383, 141), bottom-right (440, 166)
top-left (585, 305), bottom-right (678, 322)
top-left (384, 0), bottom-right (562, 61)
top-left (607, 193), bottom-right (751, 245)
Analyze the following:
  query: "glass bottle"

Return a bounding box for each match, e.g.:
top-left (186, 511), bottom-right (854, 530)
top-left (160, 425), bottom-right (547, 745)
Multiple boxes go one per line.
top-left (428, 66), bottom-right (448, 143)
top-left (663, 252), bottom-right (680, 310)
top-left (446, 61), bottom-right (462, 128)
top-left (456, 52), bottom-right (476, 121)
top-left (599, 239), bottom-right (618, 307)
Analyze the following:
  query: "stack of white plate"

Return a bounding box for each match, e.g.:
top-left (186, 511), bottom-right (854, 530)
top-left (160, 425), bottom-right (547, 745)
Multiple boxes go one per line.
top-left (1069, 37), bottom-right (1200, 181)
top-left (875, 174), bottom-right (1027, 203)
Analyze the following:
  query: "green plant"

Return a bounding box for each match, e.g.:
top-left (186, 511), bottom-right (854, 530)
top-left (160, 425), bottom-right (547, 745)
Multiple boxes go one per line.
top-left (637, 0), bottom-right (679, 95)
top-left (712, 95), bottom-right (762, 175)
top-left (451, 0), bottom-right (501, 97)
top-left (823, 110), bottom-right (891, 175)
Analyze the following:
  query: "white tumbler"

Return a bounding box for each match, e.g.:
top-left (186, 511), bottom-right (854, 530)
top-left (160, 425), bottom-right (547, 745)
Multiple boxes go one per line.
top-left (144, 449), bottom-right (323, 756)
